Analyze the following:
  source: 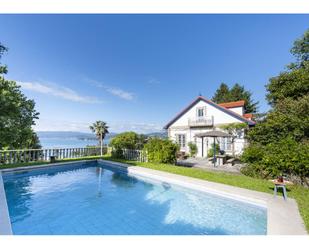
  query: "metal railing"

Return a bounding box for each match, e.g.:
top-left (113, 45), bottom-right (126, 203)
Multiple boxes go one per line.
top-left (0, 146), bottom-right (108, 165)
top-left (188, 116), bottom-right (213, 127)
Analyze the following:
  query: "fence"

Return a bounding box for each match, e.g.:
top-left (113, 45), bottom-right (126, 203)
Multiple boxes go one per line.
top-left (113, 149), bottom-right (148, 162)
top-left (0, 146), bottom-right (108, 165)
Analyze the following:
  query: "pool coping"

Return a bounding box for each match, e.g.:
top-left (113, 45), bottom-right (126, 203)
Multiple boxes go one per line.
top-left (0, 159), bottom-right (307, 235)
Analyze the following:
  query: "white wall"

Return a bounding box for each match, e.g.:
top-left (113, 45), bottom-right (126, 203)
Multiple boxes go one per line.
top-left (167, 99), bottom-right (247, 157)
top-left (226, 106), bottom-right (244, 116)
top-left (172, 99), bottom-right (243, 127)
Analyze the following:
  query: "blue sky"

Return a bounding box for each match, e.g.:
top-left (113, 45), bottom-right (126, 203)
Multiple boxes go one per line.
top-left (0, 14), bottom-right (308, 133)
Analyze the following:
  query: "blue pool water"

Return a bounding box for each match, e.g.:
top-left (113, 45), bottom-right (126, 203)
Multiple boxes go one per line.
top-left (2, 161), bottom-right (267, 235)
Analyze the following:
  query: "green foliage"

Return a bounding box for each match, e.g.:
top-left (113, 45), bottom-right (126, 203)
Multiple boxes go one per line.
top-left (208, 143), bottom-right (220, 157)
top-left (266, 62), bottom-right (309, 106)
top-left (0, 43), bottom-right (8, 74)
top-left (109, 132), bottom-right (148, 159)
top-left (212, 82), bottom-right (259, 113)
top-left (290, 29), bottom-right (309, 68)
top-left (244, 29), bottom-right (309, 186)
top-left (188, 142), bottom-right (197, 157)
top-left (0, 44), bottom-right (40, 149)
top-left (0, 43), bottom-right (40, 149)
top-left (247, 95), bottom-right (309, 145)
top-left (110, 132), bottom-right (140, 150)
top-left (144, 138), bottom-right (178, 164)
top-left (89, 121), bottom-right (109, 144)
top-left (220, 123), bottom-right (247, 137)
top-left (242, 138), bottom-right (309, 186)
top-left (111, 148), bottom-right (125, 159)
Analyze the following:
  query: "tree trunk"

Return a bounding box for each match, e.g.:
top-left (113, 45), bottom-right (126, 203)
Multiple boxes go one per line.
top-left (100, 133), bottom-right (103, 156)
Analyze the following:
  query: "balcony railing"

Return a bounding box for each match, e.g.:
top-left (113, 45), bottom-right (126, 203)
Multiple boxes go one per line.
top-left (188, 116), bottom-right (213, 127)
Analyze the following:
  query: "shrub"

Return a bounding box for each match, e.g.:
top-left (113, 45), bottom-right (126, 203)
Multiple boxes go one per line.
top-left (208, 143), bottom-right (220, 157)
top-left (144, 138), bottom-right (179, 164)
top-left (110, 132), bottom-right (147, 151)
top-left (241, 137), bottom-right (309, 186)
top-left (111, 148), bottom-right (124, 159)
top-left (188, 142), bottom-right (197, 157)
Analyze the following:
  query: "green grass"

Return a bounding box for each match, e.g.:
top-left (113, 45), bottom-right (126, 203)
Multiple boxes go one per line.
top-left (1, 155), bottom-right (308, 232)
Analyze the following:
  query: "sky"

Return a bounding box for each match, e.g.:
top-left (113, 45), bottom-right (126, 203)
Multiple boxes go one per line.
top-left (0, 14), bottom-right (308, 133)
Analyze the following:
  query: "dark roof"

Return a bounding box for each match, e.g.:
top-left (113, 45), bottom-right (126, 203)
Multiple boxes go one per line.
top-left (195, 130), bottom-right (233, 138)
top-left (163, 96), bottom-right (255, 129)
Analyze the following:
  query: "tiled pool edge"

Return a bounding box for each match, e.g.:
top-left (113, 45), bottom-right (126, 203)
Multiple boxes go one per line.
top-left (0, 172), bottom-right (13, 235)
top-left (98, 160), bottom-right (307, 235)
top-left (0, 159), bottom-right (307, 235)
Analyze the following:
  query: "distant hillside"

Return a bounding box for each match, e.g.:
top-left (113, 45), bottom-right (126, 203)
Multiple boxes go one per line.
top-left (145, 131), bottom-right (168, 139)
top-left (36, 131), bottom-right (167, 141)
top-left (36, 131), bottom-right (117, 140)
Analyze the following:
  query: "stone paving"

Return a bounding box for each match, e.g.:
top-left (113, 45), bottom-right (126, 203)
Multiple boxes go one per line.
top-left (176, 157), bottom-right (243, 174)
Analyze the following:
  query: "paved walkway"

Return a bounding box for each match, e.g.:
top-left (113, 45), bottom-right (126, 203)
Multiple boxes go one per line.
top-left (176, 157), bottom-right (242, 174)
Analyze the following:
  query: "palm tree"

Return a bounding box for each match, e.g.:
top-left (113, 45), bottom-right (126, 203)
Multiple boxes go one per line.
top-left (89, 121), bottom-right (109, 156)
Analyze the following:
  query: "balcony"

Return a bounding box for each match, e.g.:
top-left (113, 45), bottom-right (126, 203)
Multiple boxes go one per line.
top-left (188, 116), bottom-right (213, 127)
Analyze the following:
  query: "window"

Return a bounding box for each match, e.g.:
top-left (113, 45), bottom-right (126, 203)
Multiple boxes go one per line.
top-left (220, 137), bottom-right (232, 151)
top-left (196, 107), bottom-right (206, 119)
top-left (176, 134), bottom-right (186, 148)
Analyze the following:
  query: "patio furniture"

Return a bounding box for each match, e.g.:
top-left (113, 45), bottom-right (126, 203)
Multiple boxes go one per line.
top-left (216, 155), bottom-right (227, 166)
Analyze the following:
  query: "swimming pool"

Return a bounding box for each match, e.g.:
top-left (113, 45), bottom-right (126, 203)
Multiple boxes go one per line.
top-left (1, 161), bottom-right (267, 235)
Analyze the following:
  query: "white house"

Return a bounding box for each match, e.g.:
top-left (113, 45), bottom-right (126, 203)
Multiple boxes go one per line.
top-left (164, 96), bottom-right (255, 157)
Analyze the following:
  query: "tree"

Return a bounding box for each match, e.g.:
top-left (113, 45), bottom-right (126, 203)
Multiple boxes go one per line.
top-left (0, 43), bottom-right (8, 74)
top-left (211, 83), bottom-right (259, 113)
top-left (220, 123), bottom-right (247, 157)
top-left (266, 62), bottom-right (309, 106)
top-left (89, 121), bottom-right (109, 156)
top-left (290, 29), bottom-right (309, 68)
top-left (211, 83), bottom-right (231, 103)
top-left (247, 95), bottom-right (309, 145)
top-left (242, 28), bottom-right (309, 186)
top-left (0, 43), bottom-right (40, 149)
top-left (109, 131), bottom-right (140, 151)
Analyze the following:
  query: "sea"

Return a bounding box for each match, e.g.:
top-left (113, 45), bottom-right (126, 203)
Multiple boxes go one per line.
top-left (37, 131), bottom-right (110, 149)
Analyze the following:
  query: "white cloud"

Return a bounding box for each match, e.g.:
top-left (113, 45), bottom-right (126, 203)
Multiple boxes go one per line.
top-left (109, 122), bottom-right (163, 134)
top-left (85, 78), bottom-right (134, 101)
top-left (18, 81), bottom-right (102, 104)
top-left (148, 78), bottom-right (161, 85)
top-left (34, 119), bottom-right (90, 132)
top-left (34, 119), bottom-right (163, 134)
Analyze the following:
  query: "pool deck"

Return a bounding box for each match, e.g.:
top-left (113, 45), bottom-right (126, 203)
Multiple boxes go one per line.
top-left (0, 159), bottom-right (307, 235)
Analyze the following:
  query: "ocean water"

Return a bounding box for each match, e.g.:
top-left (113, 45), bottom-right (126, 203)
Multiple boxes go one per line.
top-left (38, 137), bottom-right (110, 149)
top-left (3, 161), bottom-right (267, 235)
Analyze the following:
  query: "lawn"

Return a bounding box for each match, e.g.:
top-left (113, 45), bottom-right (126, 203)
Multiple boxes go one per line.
top-left (1, 155), bottom-right (308, 232)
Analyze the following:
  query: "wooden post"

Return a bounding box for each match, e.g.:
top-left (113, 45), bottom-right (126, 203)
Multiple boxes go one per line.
top-left (213, 137), bottom-right (216, 167)
top-left (201, 137), bottom-right (204, 157)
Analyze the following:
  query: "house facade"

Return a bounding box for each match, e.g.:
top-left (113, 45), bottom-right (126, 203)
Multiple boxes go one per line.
top-left (164, 96), bottom-right (255, 157)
